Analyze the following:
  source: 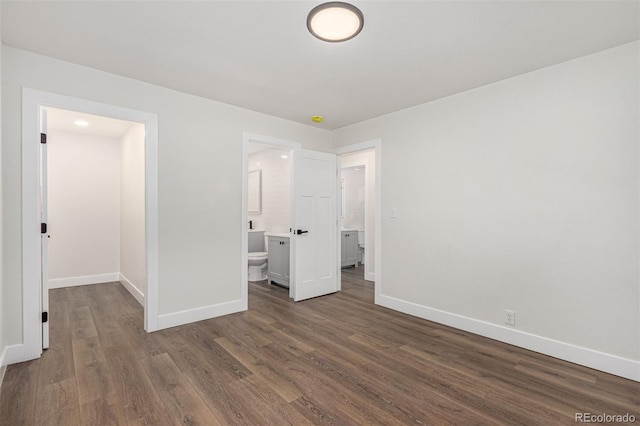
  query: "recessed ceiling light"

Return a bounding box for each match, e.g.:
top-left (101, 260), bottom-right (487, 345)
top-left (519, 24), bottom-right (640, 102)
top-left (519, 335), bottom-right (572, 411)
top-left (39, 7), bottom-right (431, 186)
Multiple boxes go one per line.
top-left (74, 119), bottom-right (89, 127)
top-left (307, 2), bottom-right (364, 43)
top-left (281, 155), bottom-right (289, 159)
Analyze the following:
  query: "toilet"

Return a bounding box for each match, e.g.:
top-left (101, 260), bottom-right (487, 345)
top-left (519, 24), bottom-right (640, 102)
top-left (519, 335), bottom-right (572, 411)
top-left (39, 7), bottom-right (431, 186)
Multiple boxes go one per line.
top-left (248, 230), bottom-right (268, 281)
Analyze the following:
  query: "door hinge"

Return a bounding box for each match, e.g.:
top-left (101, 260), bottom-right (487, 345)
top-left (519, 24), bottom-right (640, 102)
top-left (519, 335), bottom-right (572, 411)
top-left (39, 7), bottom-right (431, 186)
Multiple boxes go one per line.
top-left (41, 223), bottom-right (47, 234)
top-left (40, 133), bottom-right (47, 144)
top-left (42, 311), bottom-right (48, 323)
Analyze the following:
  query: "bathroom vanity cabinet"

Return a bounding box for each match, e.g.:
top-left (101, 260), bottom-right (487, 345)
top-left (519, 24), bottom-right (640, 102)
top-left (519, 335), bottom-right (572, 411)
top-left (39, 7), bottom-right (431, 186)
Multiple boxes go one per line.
top-left (267, 235), bottom-right (290, 288)
top-left (341, 230), bottom-right (359, 267)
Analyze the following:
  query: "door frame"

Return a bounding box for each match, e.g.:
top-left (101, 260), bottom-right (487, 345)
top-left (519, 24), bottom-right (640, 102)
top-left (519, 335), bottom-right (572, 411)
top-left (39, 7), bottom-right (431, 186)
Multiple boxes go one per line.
top-left (21, 88), bottom-right (160, 361)
top-left (334, 139), bottom-right (382, 304)
top-left (241, 132), bottom-right (301, 305)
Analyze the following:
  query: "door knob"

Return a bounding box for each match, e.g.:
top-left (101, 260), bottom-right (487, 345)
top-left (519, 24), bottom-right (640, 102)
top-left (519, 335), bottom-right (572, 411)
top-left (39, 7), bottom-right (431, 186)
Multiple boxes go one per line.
top-left (295, 229), bottom-right (308, 235)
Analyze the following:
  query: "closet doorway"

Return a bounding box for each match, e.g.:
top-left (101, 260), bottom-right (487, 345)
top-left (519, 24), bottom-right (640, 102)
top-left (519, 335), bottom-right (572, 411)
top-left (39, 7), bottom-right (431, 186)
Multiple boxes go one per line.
top-left (21, 89), bottom-right (159, 361)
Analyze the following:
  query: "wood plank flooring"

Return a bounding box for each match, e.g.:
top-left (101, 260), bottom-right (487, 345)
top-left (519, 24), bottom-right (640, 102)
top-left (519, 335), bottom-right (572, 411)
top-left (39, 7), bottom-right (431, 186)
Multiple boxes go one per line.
top-left (1, 265), bottom-right (638, 425)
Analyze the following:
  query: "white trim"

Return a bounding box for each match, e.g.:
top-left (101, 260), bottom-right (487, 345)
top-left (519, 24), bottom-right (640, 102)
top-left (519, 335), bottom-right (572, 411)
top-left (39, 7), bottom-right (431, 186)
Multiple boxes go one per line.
top-left (0, 365), bottom-right (6, 391)
top-left (333, 139), bottom-right (382, 303)
top-left (119, 273), bottom-right (144, 306)
top-left (21, 88), bottom-right (159, 364)
top-left (3, 345), bottom-right (25, 366)
top-left (0, 346), bottom-right (7, 369)
top-left (48, 273), bottom-right (120, 289)
top-left (241, 132), bottom-right (302, 307)
top-left (144, 114), bottom-right (160, 332)
top-left (378, 294), bottom-right (640, 382)
top-left (0, 345), bottom-right (25, 373)
top-left (157, 299), bottom-right (245, 330)
top-left (22, 89), bottom-right (41, 361)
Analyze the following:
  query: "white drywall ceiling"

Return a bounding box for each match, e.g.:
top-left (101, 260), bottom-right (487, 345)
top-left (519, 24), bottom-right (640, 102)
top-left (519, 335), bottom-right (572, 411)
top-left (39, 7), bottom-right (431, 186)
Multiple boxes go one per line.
top-left (2, 1), bottom-right (638, 129)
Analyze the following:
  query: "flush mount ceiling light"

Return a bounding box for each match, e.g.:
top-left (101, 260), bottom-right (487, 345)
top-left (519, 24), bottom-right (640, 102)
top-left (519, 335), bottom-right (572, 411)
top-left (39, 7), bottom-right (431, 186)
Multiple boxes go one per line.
top-left (307, 2), bottom-right (364, 42)
top-left (74, 119), bottom-right (89, 127)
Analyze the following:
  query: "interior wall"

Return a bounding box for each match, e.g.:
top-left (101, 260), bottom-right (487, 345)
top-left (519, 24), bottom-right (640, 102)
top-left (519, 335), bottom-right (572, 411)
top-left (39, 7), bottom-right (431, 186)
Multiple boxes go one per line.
top-left (332, 42), bottom-right (639, 366)
top-left (0, 7), bottom-right (5, 373)
top-left (120, 124), bottom-right (146, 300)
top-left (47, 129), bottom-right (121, 287)
top-left (341, 168), bottom-right (365, 232)
top-left (2, 46), bottom-right (332, 346)
top-left (340, 149), bottom-right (375, 281)
top-left (248, 148), bottom-right (291, 234)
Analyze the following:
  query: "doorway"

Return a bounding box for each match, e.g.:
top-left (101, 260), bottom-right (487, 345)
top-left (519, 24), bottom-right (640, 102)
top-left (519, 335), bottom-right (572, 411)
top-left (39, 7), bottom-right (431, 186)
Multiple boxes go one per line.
top-left (335, 140), bottom-right (381, 304)
top-left (42, 107), bottom-right (146, 347)
top-left (21, 89), bottom-right (159, 361)
top-left (242, 133), bottom-right (300, 305)
top-left (241, 132), bottom-right (339, 305)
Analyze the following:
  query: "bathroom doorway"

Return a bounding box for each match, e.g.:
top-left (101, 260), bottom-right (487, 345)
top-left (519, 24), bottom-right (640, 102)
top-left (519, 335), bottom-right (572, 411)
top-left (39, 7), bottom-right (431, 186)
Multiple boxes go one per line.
top-left (241, 133), bottom-right (340, 305)
top-left (242, 134), bottom-right (299, 305)
top-left (247, 142), bottom-right (292, 289)
top-left (339, 149), bottom-right (375, 282)
top-left (335, 140), bottom-right (381, 304)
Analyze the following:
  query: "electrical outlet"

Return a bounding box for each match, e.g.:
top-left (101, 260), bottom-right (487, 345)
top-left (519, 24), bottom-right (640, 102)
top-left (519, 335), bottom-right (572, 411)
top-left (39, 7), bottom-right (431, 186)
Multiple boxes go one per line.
top-left (505, 310), bottom-right (516, 326)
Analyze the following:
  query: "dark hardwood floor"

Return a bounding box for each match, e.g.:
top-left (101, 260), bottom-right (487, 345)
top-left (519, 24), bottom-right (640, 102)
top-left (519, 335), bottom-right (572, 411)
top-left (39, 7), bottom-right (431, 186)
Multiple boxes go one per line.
top-left (1, 265), bottom-right (638, 425)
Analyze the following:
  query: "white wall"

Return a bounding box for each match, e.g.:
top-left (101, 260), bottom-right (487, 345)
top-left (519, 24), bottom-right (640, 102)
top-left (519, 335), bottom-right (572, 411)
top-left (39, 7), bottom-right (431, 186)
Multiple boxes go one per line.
top-left (120, 124), bottom-right (146, 302)
top-left (248, 148), bottom-right (291, 234)
top-left (340, 149), bottom-right (376, 281)
top-left (0, 6), bottom-right (6, 376)
top-left (333, 42), bottom-right (639, 377)
top-left (47, 130), bottom-right (121, 287)
top-left (341, 168), bottom-right (365, 232)
top-left (2, 47), bottom-right (332, 346)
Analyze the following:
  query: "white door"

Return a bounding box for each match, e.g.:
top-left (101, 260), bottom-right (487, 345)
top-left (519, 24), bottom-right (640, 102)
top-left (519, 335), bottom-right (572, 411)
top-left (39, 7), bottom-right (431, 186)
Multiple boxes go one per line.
top-left (40, 108), bottom-right (50, 349)
top-left (290, 149), bottom-right (338, 301)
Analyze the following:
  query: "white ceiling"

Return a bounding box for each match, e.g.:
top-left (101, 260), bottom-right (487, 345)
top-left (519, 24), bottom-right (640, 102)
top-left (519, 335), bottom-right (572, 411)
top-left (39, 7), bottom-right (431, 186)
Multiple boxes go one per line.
top-left (47, 107), bottom-right (137, 139)
top-left (3, 1), bottom-right (638, 130)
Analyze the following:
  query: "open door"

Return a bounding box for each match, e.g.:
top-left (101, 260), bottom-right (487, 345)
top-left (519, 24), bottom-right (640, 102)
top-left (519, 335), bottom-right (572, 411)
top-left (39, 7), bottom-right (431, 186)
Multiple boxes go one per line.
top-left (290, 149), bottom-right (338, 301)
top-left (40, 108), bottom-right (50, 349)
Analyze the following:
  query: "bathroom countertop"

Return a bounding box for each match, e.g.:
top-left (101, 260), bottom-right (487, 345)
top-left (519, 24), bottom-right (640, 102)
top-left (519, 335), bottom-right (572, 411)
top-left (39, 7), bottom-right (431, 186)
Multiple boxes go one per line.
top-left (265, 232), bottom-right (290, 238)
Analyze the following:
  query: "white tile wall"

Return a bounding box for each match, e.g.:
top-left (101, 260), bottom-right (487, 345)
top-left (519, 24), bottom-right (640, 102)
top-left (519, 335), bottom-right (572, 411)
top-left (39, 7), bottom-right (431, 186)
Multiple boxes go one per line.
top-left (248, 148), bottom-right (290, 234)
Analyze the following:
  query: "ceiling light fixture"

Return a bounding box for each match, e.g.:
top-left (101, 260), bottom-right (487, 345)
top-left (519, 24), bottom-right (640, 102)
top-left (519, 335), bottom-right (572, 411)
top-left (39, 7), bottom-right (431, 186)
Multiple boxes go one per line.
top-left (74, 119), bottom-right (89, 127)
top-left (307, 2), bottom-right (364, 43)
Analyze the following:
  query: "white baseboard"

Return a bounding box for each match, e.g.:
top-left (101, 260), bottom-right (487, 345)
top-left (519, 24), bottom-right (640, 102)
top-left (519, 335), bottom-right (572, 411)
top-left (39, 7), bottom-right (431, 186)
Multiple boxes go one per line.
top-left (157, 299), bottom-right (245, 330)
top-left (378, 294), bottom-right (640, 382)
top-left (119, 273), bottom-right (144, 306)
top-left (49, 272), bottom-right (120, 289)
top-left (365, 272), bottom-right (375, 282)
top-left (0, 346), bottom-right (7, 389)
top-left (2, 344), bottom-right (26, 366)
top-left (0, 364), bottom-right (6, 390)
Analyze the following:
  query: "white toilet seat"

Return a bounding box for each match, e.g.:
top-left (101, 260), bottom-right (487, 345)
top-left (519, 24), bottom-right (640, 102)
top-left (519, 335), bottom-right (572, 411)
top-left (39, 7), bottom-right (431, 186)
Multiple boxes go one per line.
top-left (248, 252), bottom-right (268, 259)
